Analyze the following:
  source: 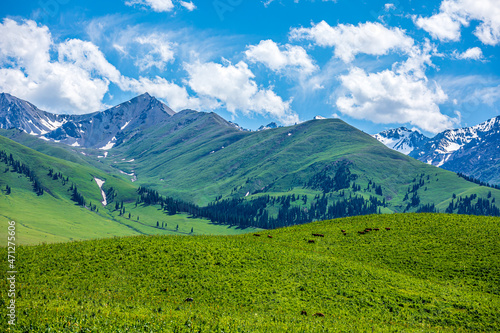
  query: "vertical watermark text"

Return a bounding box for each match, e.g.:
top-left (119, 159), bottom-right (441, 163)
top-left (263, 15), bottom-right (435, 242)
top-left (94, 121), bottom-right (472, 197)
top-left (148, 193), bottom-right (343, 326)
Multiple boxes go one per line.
top-left (6, 220), bottom-right (17, 325)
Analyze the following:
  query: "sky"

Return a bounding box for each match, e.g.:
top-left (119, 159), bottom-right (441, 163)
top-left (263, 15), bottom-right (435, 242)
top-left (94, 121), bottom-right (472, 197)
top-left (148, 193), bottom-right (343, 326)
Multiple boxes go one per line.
top-left (0, 0), bottom-right (499, 136)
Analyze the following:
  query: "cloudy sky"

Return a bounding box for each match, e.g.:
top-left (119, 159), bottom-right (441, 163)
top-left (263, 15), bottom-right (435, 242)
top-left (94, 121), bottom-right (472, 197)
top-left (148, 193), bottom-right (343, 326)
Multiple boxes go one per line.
top-left (0, 0), bottom-right (499, 135)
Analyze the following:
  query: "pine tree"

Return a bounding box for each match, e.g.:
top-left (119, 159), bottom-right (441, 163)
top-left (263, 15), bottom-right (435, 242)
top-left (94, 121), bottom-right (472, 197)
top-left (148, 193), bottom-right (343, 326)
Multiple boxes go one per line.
top-left (191, 227), bottom-right (194, 233)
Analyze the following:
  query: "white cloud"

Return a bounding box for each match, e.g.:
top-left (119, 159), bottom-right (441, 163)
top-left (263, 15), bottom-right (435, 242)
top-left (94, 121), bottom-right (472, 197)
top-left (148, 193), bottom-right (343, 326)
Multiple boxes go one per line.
top-left (385, 3), bottom-right (395, 11)
top-left (245, 39), bottom-right (317, 76)
top-left (185, 60), bottom-right (298, 124)
top-left (125, 0), bottom-right (197, 12)
top-left (336, 67), bottom-right (455, 133)
top-left (0, 19), bottom-right (200, 114)
top-left (415, 12), bottom-right (464, 42)
top-left (452, 47), bottom-right (484, 60)
top-left (0, 19), bottom-right (114, 113)
top-left (289, 21), bottom-right (414, 63)
top-left (415, 0), bottom-right (500, 45)
top-left (179, 1), bottom-right (196, 11)
top-left (125, 0), bottom-right (174, 12)
top-left (133, 33), bottom-right (176, 71)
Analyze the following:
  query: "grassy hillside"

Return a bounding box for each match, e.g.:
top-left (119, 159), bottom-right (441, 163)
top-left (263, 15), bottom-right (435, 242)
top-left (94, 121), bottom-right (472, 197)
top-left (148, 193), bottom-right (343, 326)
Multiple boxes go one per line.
top-left (0, 135), bottom-right (259, 245)
top-left (2, 214), bottom-right (499, 332)
top-left (104, 115), bottom-right (500, 215)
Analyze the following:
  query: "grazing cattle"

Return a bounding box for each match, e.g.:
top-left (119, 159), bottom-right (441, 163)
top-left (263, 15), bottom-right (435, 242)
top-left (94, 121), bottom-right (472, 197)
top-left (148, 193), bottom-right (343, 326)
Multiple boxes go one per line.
top-left (308, 240), bottom-right (315, 243)
top-left (343, 232), bottom-right (347, 236)
top-left (312, 233), bottom-right (324, 237)
top-left (300, 310), bottom-right (307, 316)
top-left (313, 312), bottom-right (325, 317)
top-left (358, 231), bottom-right (365, 235)
top-left (385, 227), bottom-right (391, 231)
top-left (267, 235), bottom-right (273, 238)
top-left (341, 230), bottom-right (346, 233)
top-left (365, 228), bottom-right (372, 232)
top-left (374, 228), bottom-right (380, 231)
top-left (184, 298), bottom-right (194, 302)
top-left (253, 234), bottom-right (261, 237)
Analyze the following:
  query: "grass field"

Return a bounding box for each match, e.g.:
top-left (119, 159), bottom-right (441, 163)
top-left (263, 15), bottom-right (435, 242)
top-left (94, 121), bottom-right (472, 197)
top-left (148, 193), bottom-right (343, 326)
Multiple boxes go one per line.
top-left (2, 213), bottom-right (499, 332)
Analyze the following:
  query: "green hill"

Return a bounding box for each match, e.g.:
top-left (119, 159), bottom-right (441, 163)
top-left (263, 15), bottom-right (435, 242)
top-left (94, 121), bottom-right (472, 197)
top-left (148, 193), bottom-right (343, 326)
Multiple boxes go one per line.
top-left (2, 214), bottom-right (499, 332)
top-left (0, 135), bottom-right (259, 245)
top-left (102, 114), bottom-right (500, 218)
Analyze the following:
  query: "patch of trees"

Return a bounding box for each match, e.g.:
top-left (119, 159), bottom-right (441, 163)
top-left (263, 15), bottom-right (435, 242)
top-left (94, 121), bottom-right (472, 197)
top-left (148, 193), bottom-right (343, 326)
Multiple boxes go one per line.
top-left (457, 173), bottom-right (500, 190)
top-left (0, 150), bottom-right (44, 195)
top-left (306, 161), bottom-right (357, 193)
top-left (136, 186), bottom-right (386, 229)
top-left (445, 194), bottom-right (500, 216)
top-left (70, 184), bottom-right (86, 206)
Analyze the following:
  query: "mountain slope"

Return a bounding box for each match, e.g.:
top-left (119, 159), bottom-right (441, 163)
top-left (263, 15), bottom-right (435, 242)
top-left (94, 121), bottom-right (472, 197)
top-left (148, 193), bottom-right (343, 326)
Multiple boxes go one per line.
top-left (0, 92), bottom-right (72, 135)
top-left (0, 92), bottom-right (175, 149)
top-left (0, 135), bottom-right (258, 244)
top-left (373, 127), bottom-right (429, 155)
top-left (103, 115), bottom-right (500, 215)
top-left (375, 117), bottom-right (500, 184)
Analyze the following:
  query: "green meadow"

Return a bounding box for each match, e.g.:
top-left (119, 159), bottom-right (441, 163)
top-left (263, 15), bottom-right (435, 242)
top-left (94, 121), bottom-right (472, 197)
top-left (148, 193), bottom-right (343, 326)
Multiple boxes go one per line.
top-left (2, 213), bottom-right (499, 332)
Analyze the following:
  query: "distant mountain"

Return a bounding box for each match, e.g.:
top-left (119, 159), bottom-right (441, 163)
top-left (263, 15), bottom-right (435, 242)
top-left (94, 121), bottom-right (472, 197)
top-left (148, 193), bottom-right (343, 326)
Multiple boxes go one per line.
top-left (257, 122), bottom-right (278, 131)
top-left (0, 92), bottom-right (73, 135)
top-left (373, 127), bottom-right (429, 155)
top-left (374, 117), bottom-right (500, 184)
top-left (0, 92), bottom-right (175, 149)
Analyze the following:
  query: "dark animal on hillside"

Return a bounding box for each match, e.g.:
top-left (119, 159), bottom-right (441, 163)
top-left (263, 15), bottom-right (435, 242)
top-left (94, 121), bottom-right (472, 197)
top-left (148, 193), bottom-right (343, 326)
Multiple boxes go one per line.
top-left (374, 228), bottom-right (380, 231)
top-left (184, 298), bottom-right (194, 302)
top-left (343, 233), bottom-right (347, 236)
top-left (300, 310), bottom-right (307, 315)
top-left (253, 234), bottom-right (261, 237)
top-left (341, 230), bottom-right (346, 233)
top-left (358, 231), bottom-right (365, 235)
top-left (385, 227), bottom-right (391, 231)
top-left (312, 233), bottom-right (324, 237)
top-left (308, 240), bottom-right (315, 243)
top-left (313, 312), bottom-right (325, 317)
top-left (267, 235), bottom-right (273, 238)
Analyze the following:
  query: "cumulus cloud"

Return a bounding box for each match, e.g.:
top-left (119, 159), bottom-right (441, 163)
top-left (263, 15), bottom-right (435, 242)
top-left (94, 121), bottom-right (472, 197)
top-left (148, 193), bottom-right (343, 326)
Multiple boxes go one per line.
top-left (125, 0), bottom-right (197, 12)
top-left (415, 0), bottom-right (500, 45)
top-left (452, 47), bottom-right (484, 60)
top-left (336, 67), bottom-right (456, 134)
top-left (289, 21), bottom-right (414, 63)
top-left (245, 39), bottom-right (317, 76)
top-left (133, 33), bottom-right (176, 71)
top-left (0, 19), bottom-right (200, 114)
top-left (185, 60), bottom-right (298, 124)
top-left (0, 19), bottom-right (114, 113)
top-left (384, 3), bottom-right (395, 11)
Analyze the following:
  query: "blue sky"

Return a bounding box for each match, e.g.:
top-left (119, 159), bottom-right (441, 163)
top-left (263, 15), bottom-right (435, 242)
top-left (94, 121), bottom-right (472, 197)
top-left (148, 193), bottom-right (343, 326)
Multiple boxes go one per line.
top-left (0, 0), bottom-right (499, 136)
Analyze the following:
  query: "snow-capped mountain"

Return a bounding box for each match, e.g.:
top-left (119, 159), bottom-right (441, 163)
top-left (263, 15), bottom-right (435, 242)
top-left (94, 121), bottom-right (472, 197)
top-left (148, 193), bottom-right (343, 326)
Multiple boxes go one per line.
top-left (257, 122), bottom-right (278, 131)
top-left (0, 93), bottom-right (73, 135)
top-left (375, 117), bottom-right (500, 185)
top-left (0, 93), bottom-right (175, 149)
top-left (373, 127), bottom-right (429, 155)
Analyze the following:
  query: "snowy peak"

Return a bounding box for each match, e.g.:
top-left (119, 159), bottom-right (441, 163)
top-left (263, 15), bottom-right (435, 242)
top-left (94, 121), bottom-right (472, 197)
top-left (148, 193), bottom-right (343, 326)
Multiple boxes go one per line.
top-left (373, 127), bottom-right (428, 155)
top-left (314, 115), bottom-right (327, 120)
top-left (0, 92), bottom-right (176, 149)
top-left (0, 93), bottom-right (70, 135)
top-left (374, 117), bottom-right (500, 185)
top-left (258, 122), bottom-right (279, 131)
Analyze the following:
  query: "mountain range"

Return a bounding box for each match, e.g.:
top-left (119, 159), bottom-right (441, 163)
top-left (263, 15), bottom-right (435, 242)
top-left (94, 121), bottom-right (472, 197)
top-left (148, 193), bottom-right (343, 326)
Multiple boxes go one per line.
top-left (1, 92), bottom-right (500, 245)
top-left (374, 118), bottom-right (500, 185)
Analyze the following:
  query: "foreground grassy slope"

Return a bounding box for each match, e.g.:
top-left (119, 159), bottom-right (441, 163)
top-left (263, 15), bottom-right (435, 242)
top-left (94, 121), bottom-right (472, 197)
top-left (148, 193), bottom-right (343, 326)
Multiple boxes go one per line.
top-left (0, 136), bottom-right (259, 245)
top-left (2, 214), bottom-right (499, 332)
